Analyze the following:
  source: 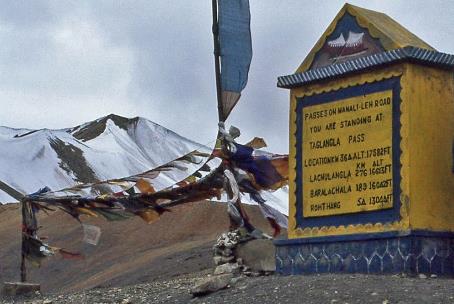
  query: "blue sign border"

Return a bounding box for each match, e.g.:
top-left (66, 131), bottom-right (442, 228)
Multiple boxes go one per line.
top-left (294, 77), bottom-right (402, 229)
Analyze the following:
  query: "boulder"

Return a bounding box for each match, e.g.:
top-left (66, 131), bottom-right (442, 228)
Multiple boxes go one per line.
top-left (191, 273), bottom-right (233, 296)
top-left (235, 239), bottom-right (276, 272)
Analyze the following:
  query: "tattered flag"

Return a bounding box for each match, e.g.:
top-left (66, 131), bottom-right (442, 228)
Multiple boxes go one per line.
top-left (82, 224), bottom-right (101, 245)
top-left (218, 0), bottom-right (252, 120)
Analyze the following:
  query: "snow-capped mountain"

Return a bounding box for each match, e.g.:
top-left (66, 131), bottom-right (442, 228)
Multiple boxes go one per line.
top-left (0, 114), bottom-right (205, 203)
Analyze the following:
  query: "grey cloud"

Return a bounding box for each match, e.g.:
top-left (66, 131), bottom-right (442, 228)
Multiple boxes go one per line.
top-left (0, 0), bottom-right (453, 154)
top-left (0, 0), bottom-right (55, 29)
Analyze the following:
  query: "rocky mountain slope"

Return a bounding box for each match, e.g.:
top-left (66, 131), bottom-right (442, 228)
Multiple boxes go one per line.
top-left (0, 201), bottom-right (274, 294)
top-left (0, 114), bottom-right (204, 203)
top-left (0, 115), bottom-right (289, 297)
top-left (1, 202), bottom-right (452, 303)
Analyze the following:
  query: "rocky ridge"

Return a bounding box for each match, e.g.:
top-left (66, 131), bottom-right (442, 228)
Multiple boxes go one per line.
top-left (0, 114), bottom-right (204, 203)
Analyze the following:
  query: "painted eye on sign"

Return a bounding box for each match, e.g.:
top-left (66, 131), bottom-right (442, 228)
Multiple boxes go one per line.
top-left (301, 90), bottom-right (394, 217)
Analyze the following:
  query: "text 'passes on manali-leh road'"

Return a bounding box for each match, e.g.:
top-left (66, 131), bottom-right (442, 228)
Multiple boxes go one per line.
top-left (302, 90), bottom-right (394, 217)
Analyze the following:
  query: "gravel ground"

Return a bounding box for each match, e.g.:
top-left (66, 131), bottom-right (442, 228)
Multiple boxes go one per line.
top-left (2, 272), bottom-right (453, 304)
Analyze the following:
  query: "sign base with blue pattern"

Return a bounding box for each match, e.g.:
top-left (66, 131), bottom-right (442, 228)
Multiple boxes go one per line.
top-left (275, 232), bottom-right (454, 276)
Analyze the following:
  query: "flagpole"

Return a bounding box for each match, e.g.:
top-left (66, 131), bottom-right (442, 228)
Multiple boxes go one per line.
top-left (211, 0), bottom-right (224, 122)
top-left (20, 200), bottom-right (27, 282)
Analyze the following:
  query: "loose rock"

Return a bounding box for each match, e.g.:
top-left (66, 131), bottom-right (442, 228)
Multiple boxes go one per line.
top-left (2, 282), bottom-right (41, 296)
top-left (214, 263), bottom-right (240, 275)
top-left (214, 255), bottom-right (234, 265)
top-left (191, 273), bottom-right (234, 296)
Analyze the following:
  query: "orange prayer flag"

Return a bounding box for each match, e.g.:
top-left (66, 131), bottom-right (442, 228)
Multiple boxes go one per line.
top-left (135, 178), bottom-right (156, 194)
top-left (75, 207), bottom-right (99, 218)
top-left (136, 209), bottom-right (161, 224)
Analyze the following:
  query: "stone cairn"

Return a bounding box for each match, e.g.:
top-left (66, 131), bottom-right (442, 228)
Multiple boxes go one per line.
top-left (213, 230), bottom-right (251, 276)
top-left (191, 229), bottom-right (275, 296)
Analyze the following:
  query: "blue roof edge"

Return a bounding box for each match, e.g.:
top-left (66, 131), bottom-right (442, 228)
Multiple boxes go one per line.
top-left (277, 46), bottom-right (454, 89)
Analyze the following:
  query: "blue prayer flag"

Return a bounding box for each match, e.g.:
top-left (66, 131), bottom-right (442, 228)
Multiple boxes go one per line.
top-left (218, 0), bottom-right (252, 120)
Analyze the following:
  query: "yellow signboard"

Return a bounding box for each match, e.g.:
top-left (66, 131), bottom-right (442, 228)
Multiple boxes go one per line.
top-left (302, 90), bottom-right (393, 217)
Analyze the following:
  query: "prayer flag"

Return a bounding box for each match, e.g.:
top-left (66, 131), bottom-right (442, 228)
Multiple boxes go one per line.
top-left (218, 0), bottom-right (252, 120)
top-left (82, 224), bottom-right (101, 245)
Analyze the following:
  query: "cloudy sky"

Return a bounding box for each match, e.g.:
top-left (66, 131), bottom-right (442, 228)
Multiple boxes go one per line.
top-left (0, 0), bottom-right (453, 153)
